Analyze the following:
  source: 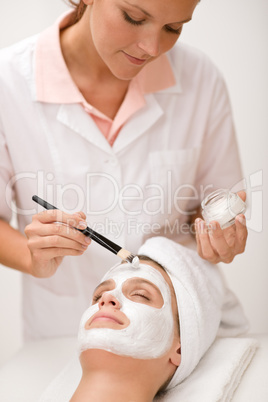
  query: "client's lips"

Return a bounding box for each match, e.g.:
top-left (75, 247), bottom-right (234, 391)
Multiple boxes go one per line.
top-left (89, 312), bottom-right (124, 326)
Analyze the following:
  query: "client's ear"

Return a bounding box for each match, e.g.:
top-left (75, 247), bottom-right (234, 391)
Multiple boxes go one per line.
top-left (170, 339), bottom-right (181, 366)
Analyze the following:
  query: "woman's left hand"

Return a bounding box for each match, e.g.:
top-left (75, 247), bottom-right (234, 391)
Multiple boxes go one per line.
top-left (195, 191), bottom-right (248, 264)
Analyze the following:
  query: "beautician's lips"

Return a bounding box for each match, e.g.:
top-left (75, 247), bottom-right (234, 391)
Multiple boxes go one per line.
top-left (90, 312), bottom-right (124, 325)
top-left (122, 51), bottom-right (148, 65)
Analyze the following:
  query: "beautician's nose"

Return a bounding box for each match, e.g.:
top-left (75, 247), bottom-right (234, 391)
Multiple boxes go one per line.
top-left (98, 292), bottom-right (120, 309)
top-left (138, 31), bottom-right (161, 57)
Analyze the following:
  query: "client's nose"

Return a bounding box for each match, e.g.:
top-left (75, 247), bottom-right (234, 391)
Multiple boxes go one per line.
top-left (98, 292), bottom-right (120, 309)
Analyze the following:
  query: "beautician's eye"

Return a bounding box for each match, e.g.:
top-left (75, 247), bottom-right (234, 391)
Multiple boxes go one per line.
top-left (165, 25), bottom-right (182, 35)
top-left (122, 10), bottom-right (182, 36)
top-left (122, 11), bottom-right (144, 26)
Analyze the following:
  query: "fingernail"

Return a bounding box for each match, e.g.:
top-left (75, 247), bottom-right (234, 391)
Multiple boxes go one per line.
top-left (79, 221), bottom-right (87, 229)
top-left (195, 218), bottom-right (201, 230)
top-left (237, 215), bottom-right (246, 225)
top-left (211, 222), bottom-right (218, 231)
top-left (198, 220), bottom-right (206, 234)
top-left (85, 236), bottom-right (91, 244)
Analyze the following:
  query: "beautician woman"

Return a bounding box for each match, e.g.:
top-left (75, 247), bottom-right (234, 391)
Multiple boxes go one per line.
top-left (0, 0), bottom-right (247, 339)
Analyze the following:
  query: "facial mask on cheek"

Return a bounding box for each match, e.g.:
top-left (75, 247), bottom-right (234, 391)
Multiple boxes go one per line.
top-left (77, 263), bottom-right (174, 359)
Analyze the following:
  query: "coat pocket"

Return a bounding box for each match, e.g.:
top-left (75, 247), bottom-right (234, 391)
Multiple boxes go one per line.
top-left (147, 148), bottom-right (201, 223)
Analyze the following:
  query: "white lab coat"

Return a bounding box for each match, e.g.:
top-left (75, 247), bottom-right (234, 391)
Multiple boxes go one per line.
top-left (0, 32), bottom-right (243, 339)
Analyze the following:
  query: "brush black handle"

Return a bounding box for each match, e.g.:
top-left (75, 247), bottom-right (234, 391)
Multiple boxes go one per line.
top-left (32, 195), bottom-right (57, 211)
top-left (32, 195), bottom-right (121, 255)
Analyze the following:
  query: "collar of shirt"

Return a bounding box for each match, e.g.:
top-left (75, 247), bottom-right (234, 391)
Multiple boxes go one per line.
top-left (34, 10), bottom-right (181, 144)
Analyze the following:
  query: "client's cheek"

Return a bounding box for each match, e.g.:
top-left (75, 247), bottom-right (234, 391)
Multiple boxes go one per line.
top-left (80, 305), bottom-right (99, 329)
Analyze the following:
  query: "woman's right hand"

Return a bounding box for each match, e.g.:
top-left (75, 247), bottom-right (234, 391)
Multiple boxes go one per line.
top-left (24, 209), bottom-right (91, 278)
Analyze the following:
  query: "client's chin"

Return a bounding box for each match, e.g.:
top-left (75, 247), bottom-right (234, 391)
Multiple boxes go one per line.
top-left (79, 348), bottom-right (148, 371)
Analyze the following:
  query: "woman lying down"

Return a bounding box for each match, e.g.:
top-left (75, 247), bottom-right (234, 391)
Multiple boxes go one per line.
top-left (71, 237), bottom-right (248, 402)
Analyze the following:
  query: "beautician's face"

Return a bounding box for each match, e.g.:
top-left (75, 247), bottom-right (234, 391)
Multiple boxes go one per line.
top-left (77, 260), bottom-right (179, 359)
top-left (86, 0), bottom-right (199, 79)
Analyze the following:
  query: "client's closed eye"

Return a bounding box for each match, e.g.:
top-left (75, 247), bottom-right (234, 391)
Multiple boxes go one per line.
top-left (92, 293), bottom-right (102, 303)
top-left (92, 279), bottom-right (116, 304)
top-left (131, 291), bottom-right (150, 301)
top-left (123, 278), bottom-right (164, 308)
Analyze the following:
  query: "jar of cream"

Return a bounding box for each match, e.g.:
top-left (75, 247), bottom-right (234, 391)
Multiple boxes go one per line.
top-left (201, 189), bottom-right (246, 229)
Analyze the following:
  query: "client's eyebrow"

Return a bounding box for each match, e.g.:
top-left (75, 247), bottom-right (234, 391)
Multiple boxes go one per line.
top-left (94, 278), bottom-right (162, 297)
top-left (93, 279), bottom-right (114, 294)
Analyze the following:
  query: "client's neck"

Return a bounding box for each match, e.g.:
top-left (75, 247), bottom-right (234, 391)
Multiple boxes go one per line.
top-left (70, 371), bottom-right (152, 402)
top-left (70, 350), bottom-right (157, 402)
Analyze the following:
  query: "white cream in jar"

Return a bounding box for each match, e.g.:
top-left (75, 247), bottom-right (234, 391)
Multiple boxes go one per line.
top-left (201, 189), bottom-right (246, 229)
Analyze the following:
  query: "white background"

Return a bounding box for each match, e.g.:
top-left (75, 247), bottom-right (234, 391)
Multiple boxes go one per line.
top-left (0, 0), bottom-right (267, 367)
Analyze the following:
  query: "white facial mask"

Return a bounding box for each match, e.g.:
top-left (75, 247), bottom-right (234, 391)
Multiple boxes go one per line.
top-left (78, 262), bottom-right (174, 359)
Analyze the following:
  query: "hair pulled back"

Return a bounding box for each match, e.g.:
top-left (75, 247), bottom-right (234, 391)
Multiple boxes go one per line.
top-left (65, 0), bottom-right (87, 22)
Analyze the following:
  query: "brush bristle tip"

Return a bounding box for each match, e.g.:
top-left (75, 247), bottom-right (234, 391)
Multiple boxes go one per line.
top-left (118, 248), bottom-right (133, 262)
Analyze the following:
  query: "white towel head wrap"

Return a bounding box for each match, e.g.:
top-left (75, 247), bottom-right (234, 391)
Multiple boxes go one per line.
top-left (138, 236), bottom-right (247, 389)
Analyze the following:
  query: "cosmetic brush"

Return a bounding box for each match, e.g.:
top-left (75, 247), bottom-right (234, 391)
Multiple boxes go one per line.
top-left (32, 195), bottom-right (135, 263)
